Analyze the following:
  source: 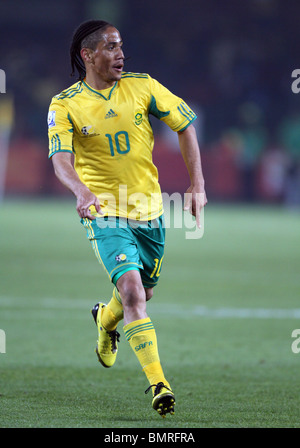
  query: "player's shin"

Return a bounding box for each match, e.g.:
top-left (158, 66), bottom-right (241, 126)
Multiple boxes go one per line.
top-left (123, 317), bottom-right (170, 393)
top-left (101, 287), bottom-right (124, 331)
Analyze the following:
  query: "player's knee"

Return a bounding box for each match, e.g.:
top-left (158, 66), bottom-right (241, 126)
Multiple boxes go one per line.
top-left (117, 272), bottom-right (146, 312)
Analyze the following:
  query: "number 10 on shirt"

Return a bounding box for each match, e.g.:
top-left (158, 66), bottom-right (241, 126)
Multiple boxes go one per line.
top-left (105, 131), bottom-right (131, 156)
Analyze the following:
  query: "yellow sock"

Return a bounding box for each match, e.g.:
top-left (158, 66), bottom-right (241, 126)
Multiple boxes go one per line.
top-left (123, 317), bottom-right (169, 394)
top-left (101, 287), bottom-right (124, 331)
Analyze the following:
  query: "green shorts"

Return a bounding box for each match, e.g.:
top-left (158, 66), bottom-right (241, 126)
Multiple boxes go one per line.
top-left (81, 215), bottom-right (165, 288)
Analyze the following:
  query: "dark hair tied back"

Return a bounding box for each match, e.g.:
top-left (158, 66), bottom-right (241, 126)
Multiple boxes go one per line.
top-left (70, 20), bottom-right (112, 81)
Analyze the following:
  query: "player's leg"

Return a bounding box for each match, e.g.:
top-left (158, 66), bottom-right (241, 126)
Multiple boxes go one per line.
top-left (101, 287), bottom-right (124, 331)
top-left (132, 215), bottom-right (175, 416)
top-left (118, 270), bottom-right (175, 417)
top-left (81, 216), bottom-right (141, 367)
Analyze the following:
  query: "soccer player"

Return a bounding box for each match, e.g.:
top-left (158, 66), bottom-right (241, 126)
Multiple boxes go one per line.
top-left (48, 20), bottom-right (207, 417)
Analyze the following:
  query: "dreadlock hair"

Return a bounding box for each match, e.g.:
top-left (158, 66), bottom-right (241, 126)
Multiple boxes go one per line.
top-left (70, 20), bottom-right (113, 81)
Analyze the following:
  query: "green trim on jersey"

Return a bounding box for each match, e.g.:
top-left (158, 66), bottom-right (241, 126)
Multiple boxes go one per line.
top-left (121, 72), bottom-right (148, 79)
top-left (82, 80), bottom-right (118, 101)
top-left (177, 101), bottom-right (196, 121)
top-left (149, 95), bottom-right (170, 119)
top-left (49, 134), bottom-right (73, 158)
top-left (55, 82), bottom-right (83, 100)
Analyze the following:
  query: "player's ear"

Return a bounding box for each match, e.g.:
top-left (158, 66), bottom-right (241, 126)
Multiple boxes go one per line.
top-left (80, 48), bottom-right (94, 64)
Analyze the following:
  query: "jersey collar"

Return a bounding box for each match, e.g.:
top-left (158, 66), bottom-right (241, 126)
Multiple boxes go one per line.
top-left (82, 79), bottom-right (118, 100)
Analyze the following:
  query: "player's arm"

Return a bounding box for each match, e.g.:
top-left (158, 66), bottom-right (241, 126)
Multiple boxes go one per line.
top-left (51, 152), bottom-right (102, 220)
top-left (177, 124), bottom-right (207, 227)
top-left (147, 75), bottom-right (207, 224)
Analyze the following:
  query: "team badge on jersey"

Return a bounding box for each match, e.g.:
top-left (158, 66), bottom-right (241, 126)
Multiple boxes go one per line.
top-left (134, 112), bottom-right (143, 125)
top-left (47, 110), bottom-right (56, 128)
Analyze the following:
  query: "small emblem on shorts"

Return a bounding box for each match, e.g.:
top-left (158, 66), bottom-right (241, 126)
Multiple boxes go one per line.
top-left (115, 253), bottom-right (127, 262)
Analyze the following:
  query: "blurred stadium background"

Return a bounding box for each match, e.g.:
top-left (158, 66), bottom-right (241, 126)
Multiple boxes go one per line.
top-left (1, 0), bottom-right (300, 206)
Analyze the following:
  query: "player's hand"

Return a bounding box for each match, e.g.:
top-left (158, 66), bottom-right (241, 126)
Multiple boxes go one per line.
top-left (75, 185), bottom-right (103, 220)
top-left (183, 185), bottom-right (207, 228)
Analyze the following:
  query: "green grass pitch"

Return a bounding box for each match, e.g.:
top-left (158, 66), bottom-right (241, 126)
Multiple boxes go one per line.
top-left (0, 199), bottom-right (300, 428)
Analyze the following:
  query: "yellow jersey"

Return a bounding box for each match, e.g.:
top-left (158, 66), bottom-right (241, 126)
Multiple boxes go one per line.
top-left (48, 72), bottom-right (196, 220)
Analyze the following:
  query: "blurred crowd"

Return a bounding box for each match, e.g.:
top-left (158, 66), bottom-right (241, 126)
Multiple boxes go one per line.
top-left (1, 0), bottom-right (300, 205)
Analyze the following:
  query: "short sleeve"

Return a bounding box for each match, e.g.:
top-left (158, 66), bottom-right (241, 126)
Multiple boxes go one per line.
top-left (47, 99), bottom-right (74, 158)
top-left (148, 76), bottom-right (197, 132)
